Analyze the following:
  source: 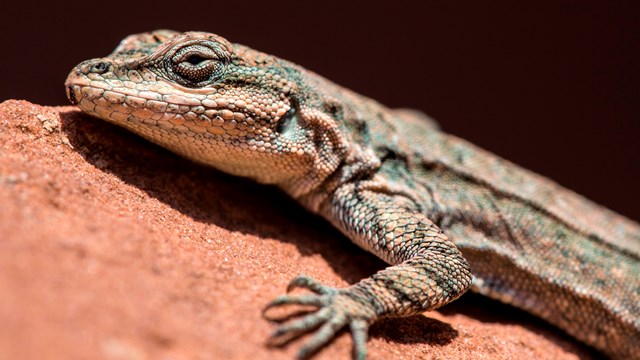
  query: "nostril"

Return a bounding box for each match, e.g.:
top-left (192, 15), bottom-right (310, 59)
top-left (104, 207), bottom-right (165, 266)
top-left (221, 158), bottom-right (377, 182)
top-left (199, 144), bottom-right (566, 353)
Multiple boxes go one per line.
top-left (90, 61), bottom-right (110, 74)
top-left (66, 85), bottom-right (78, 105)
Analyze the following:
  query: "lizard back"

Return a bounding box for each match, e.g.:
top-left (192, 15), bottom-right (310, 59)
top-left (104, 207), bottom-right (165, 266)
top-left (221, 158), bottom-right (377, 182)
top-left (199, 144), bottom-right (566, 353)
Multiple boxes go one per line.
top-left (369, 110), bottom-right (640, 356)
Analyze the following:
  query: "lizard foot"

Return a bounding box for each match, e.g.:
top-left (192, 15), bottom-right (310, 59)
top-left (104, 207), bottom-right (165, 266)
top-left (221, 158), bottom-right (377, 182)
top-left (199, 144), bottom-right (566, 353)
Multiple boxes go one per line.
top-left (263, 275), bottom-right (376, 360)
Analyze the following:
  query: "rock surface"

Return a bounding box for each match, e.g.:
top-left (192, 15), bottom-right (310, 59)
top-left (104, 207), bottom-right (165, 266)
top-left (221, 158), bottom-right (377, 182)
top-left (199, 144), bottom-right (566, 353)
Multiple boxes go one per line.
top-left (0, 100), bottom-right (596, 359)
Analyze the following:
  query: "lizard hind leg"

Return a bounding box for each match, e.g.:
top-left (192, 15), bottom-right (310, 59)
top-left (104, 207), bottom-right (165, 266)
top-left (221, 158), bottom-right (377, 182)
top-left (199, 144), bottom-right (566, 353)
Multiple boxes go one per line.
top-left (264, 275), bottom-right (374, 360)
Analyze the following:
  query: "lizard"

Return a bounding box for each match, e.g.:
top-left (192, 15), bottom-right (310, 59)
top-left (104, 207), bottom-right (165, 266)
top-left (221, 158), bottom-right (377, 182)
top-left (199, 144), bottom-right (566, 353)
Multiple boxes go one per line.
top-left (64, 30), bottom-right (640, 359)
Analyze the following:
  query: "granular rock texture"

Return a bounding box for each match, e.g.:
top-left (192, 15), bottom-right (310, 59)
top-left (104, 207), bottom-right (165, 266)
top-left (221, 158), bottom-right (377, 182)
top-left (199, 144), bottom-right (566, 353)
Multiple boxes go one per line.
top-left (0, 100), bottom-right (596, 359)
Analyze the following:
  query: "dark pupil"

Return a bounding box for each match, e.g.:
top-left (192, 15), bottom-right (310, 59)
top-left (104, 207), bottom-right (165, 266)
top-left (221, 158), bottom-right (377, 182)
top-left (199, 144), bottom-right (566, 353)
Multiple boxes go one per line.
top-left (187, 55), bottom-right (206, 65)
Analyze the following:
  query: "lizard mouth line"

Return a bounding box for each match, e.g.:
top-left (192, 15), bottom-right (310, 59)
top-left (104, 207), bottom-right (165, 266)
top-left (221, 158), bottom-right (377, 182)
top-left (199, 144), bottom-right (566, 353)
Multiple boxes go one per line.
top-left (64, 83), bottom-right (226, 111)
top-left (64, 83), bottom-right (191, 115)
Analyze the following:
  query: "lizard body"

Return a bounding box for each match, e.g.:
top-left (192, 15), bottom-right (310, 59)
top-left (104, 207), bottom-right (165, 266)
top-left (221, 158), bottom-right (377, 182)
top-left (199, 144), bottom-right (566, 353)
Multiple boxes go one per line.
top-left (65, 30), bottom-right (640, 359)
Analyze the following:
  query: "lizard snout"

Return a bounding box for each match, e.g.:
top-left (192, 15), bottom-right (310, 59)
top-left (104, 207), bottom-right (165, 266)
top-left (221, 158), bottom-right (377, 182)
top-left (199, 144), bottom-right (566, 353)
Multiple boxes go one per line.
top-left (65, 58), bottom-right (113, 107)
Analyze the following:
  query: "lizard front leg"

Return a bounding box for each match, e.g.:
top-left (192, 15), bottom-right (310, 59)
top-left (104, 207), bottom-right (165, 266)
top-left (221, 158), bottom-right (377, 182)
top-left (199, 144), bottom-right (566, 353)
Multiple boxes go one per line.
top-left (264, 180), bottom-right (472, 359)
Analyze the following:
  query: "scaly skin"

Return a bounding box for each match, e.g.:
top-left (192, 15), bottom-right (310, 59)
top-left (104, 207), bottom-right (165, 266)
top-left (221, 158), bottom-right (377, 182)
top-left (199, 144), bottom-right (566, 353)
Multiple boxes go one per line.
top-left (65, 30), bottom-right (640, 359)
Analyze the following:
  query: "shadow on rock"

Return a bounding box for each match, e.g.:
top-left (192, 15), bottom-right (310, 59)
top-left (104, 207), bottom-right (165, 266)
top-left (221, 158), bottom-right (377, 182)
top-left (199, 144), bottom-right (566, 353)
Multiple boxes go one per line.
top-left (370, 314), bottom-right (458, 346)
top-left (59, 109), bottom-right (386, 285)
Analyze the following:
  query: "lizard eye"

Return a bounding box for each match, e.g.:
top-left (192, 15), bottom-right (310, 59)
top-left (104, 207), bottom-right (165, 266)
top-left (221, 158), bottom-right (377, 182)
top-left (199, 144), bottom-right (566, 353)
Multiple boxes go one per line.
top-left (186, 54), bottom-right (207, 65)
top-left (276, 106), bottom-right (298, 135)
top-left (167, 44), bottom-right (227, 86)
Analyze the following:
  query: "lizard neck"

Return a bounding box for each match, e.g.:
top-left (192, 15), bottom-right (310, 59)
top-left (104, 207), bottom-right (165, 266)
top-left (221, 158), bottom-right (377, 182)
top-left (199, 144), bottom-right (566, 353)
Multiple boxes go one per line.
top-left (287, 141), bottom-right (381, 214)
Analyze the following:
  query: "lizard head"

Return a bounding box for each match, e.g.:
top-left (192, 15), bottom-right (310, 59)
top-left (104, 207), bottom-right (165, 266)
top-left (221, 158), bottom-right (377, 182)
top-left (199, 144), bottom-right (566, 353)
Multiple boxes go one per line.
top-left (65, 30), bottom-right (351, 196)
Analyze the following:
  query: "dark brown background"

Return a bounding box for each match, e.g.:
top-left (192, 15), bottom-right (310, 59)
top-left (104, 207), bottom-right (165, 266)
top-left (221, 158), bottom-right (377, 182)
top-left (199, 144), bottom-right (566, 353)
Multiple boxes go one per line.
top-left (1, 1), bottom-right (638, 219)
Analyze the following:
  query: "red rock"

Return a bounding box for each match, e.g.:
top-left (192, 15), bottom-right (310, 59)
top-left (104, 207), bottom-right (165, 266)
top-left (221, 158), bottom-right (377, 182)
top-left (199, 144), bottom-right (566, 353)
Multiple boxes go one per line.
top-left (0, 100), bottom-right (595, 359)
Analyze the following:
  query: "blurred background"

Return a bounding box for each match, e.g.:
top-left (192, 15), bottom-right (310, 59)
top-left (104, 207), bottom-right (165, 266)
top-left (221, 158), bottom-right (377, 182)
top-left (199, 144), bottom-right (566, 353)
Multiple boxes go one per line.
top-left (1, 1), bottom-right (638, 219)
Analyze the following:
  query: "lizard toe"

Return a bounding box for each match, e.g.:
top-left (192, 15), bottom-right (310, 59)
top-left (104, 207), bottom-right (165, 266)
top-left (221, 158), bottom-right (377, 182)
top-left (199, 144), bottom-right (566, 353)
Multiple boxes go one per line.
top-left (264, 294), bottom-right (326, 310)
top-left (267, 307), bottom-right (332, 346)
top-left (286, 275), bottom-right (336, 295)
top-left (296, 311), bottom-right (347, 359)
top-left (350, 319), bottom-right (369, 360)
top-left (263, 293), bottom-right (327, 322)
